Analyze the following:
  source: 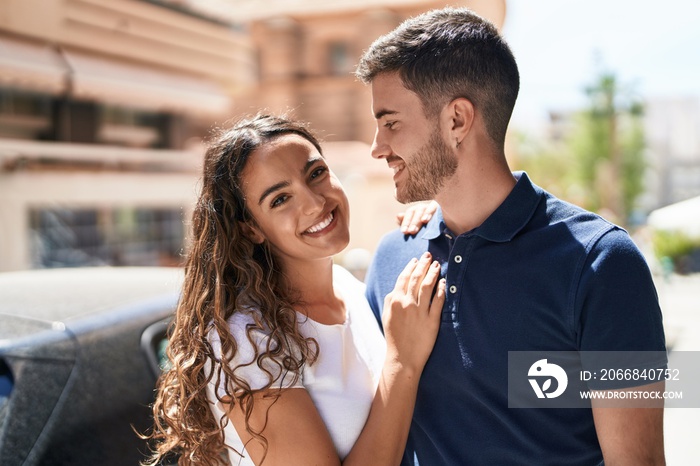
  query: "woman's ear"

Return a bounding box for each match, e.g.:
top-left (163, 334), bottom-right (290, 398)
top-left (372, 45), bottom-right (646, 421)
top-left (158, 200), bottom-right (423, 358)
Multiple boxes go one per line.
top-left (241, 222), bottom-right (265, 244)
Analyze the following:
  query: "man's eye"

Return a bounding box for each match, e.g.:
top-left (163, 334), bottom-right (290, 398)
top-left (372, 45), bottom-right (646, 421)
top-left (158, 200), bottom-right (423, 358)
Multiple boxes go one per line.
top-left (384, 121), bottom-right (396, 129)
top-left (310, 166), bottom-right (328, 180)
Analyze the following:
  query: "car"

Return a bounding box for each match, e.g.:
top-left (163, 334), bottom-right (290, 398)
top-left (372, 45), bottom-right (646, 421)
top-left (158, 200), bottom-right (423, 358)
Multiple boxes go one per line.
top-left (0, 266), bottom-right (182, 466)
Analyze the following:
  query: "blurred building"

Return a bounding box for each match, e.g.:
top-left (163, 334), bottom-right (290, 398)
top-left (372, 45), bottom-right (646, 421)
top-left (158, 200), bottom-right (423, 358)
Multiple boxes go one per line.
top-left (533, 96), bottom-right (700, 220)
top-left (642, 97), bottom-right (700, 209)
top-left (217, 0), bottom-right (507, 267)
top-left (232, 0), bottom-right (506, 144)
top-left (0, 0), bottom-right (505, 272)
top-left (0, 0), bottom-right (254, 271)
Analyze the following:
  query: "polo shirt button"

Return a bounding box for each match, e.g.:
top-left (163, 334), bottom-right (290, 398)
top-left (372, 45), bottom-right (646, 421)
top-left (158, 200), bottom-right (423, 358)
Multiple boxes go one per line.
top-left (454, 255), bottom-right (462, 263)
top-left (449, 285), bottom-right (458, 294)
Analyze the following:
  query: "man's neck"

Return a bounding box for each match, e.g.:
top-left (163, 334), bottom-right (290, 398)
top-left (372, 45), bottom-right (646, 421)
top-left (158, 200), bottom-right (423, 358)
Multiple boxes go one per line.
top-left (436, 162), bottom-right (516, 236)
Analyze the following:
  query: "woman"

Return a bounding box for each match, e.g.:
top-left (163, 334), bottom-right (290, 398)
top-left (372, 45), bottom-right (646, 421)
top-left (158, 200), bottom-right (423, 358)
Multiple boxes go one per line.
top-left (145, 114), bottom-right (444, 466)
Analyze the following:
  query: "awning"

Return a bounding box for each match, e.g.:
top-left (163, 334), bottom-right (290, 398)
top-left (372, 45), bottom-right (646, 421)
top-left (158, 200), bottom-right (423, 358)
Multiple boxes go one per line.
top-left (0, 138), bottom-right (203, 173)
top-left (648, 196), bottom-right (700, 236)
top-left (0, 34), bottom-right (68, 95)
top-left (61, 49), bottom-right (232, 118)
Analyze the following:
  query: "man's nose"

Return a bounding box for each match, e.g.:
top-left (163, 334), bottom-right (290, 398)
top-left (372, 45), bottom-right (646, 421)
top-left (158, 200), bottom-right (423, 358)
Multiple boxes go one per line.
top-left (370, 129), bottom-right (390, 160)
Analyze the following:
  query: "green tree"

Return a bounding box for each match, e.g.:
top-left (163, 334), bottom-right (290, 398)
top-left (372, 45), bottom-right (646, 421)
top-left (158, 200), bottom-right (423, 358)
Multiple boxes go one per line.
top-left (511, 129), bottom-right (577, 202)
top-left (568, 72), bottom-right (646, 225)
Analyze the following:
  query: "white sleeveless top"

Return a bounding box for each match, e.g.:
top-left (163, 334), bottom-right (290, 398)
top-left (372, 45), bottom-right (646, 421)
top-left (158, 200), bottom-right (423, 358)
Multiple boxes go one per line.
top-left (206, 265), bottom-right (386, 465)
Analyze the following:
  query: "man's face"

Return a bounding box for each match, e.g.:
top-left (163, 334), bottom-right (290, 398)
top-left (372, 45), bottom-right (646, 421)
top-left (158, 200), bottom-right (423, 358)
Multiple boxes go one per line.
top-left (370, 72), bottom-right (457, 204)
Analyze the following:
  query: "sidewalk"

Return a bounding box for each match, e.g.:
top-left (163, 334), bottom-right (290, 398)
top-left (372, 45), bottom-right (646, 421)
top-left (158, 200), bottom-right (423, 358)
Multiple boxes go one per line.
top-left (655, 273), bottom-right (700, 465)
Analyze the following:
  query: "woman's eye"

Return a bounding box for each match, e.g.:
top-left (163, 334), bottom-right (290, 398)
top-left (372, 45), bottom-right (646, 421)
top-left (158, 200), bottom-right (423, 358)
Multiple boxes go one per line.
top-left (270, 195), bottom-right (288, 208)
top-left (310, 166), bottom-right (328, 180)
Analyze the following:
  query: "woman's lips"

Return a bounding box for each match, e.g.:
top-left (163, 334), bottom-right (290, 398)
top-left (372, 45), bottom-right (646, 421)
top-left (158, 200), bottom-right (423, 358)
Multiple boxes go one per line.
top-left (304, 209), bottom-right (335, 234)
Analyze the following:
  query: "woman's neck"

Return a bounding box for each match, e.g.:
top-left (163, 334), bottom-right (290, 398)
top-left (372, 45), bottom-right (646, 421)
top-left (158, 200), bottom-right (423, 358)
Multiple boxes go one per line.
top-left (282, 257), bottom-right (346, 325)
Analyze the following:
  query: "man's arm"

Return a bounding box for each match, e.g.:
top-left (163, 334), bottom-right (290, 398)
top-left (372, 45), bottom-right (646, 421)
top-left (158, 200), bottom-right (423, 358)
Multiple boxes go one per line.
top-left (577, 229), bottom-right (667, 465)
top-left (591, 381), bottom-right (665, 466)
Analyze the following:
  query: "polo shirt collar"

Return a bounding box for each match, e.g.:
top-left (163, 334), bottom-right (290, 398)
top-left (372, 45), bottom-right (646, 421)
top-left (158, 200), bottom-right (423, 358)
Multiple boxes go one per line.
top-left (421, 207), bottom-right (444, 241)
top-left (421, 171), bottom-right (542, 243)
top-left (473, 171), bottom-right (542, 242)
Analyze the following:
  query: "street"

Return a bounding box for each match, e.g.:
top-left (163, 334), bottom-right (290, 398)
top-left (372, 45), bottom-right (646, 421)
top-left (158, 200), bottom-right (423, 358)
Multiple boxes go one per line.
top-left (656, 273), bottom-right (700, 465)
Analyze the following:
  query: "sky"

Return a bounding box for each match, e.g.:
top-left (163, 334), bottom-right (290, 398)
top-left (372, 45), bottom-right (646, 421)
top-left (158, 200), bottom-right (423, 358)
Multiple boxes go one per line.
top-left (501, 0), bottom-right (700, 130)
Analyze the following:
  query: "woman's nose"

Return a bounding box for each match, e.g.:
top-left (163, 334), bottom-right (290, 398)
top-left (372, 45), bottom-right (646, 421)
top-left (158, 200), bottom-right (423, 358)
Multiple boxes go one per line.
top-left (301, 187), bottom-right (325, 215)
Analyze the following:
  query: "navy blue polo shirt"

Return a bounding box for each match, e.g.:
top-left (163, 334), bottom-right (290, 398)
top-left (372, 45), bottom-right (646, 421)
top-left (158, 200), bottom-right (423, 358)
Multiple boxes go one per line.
top-left (364, 172), bottom-right (666, 466)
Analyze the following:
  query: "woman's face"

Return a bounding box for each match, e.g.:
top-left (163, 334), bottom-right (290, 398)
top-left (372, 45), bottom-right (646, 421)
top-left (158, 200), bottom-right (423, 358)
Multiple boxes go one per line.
top-left (240, 133), bottom-right (350, 268)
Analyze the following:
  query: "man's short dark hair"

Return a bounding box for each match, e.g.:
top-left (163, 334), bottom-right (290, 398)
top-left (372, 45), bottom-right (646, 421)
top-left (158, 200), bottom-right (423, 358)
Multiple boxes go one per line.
top-left (355, 7), bottom-right (520, 145)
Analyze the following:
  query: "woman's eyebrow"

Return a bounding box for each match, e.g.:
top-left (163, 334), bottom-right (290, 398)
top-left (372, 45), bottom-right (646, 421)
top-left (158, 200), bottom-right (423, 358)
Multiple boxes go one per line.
top-left (258, 181), bottom-right (289, 206)
top-left (257, 156), bottom-right (324, 206)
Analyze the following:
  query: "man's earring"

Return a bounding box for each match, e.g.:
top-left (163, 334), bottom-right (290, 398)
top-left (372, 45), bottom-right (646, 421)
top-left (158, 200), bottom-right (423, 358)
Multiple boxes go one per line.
top-left (456, 139), bottom-right (461, 148)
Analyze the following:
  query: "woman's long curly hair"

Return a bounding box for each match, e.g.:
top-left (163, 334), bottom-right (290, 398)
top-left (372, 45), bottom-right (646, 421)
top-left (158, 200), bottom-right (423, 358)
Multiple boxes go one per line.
top-left (144, 114), bottom-right (321, 465)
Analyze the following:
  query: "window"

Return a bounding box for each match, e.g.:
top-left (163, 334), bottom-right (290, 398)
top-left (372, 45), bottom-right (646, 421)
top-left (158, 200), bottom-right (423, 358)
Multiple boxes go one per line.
top-left (98, 105), bottom-right (163, 148)
top-left (141, 319), bottom-right (172, 377)
top-left (0, 87), bottom-right (52, 139)
top-left (328, 42), bottom-right (353, 76)
top-left (29, 207), bottom-right (184, 268)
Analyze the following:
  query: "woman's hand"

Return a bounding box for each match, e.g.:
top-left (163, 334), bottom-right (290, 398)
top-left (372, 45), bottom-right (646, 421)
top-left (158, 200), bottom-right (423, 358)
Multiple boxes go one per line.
top-left (382, 252), bottom-right (445, 374)
top-left (396, 201), bottom-right (439, 235)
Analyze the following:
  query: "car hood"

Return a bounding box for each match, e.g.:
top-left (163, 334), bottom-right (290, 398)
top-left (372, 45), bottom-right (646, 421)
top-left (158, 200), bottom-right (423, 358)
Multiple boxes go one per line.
top-left (0, 267), bottom-right (182, 359)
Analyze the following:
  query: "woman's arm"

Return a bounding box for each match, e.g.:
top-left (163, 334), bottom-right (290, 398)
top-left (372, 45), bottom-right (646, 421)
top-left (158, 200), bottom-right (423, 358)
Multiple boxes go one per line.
top-left (345, 252), bottom-right (444, 464)
top-left (226, 388), bottom-right (339, 465)
top-left (224, 253), bottom-right (445, 465)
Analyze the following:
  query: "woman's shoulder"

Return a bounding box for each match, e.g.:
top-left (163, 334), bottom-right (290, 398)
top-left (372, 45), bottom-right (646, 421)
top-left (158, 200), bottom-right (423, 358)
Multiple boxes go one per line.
top-left (226, 305), bottom-right (260, 325)
top-left (208, 305), bottom-right (304, 395)
top-left (332, 264), bottom-right (365, 291)
top-left (332, 264), bottom-right (378, 324)
top-left (207, 305), bottom-right (263, 347)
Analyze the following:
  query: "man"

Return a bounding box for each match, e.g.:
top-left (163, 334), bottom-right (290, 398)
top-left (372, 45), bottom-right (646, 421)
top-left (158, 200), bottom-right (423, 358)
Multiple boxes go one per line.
top-left (356, 7), bottom-right (667, 465)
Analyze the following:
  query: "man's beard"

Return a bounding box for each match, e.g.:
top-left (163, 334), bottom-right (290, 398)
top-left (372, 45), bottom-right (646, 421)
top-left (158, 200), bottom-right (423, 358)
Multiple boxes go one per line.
top-left (396, 131), bottom-right (458, 204)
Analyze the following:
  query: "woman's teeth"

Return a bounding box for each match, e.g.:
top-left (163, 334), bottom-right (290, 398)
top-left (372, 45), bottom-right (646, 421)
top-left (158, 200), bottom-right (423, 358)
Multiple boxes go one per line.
top-left (306, 211), bottom-right (334, 234)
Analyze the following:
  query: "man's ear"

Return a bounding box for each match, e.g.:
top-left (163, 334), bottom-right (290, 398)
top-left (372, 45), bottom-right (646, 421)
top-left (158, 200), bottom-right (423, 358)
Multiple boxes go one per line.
top-left (443, 97), bottom-right (474, 146)
top-left (241, 222), bottom-right (265, 244)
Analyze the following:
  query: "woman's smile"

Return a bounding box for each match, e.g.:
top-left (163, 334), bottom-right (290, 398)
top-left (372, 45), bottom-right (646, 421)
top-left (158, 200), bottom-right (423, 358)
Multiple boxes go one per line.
top-left (303, 209), bottom-right (336, 235)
